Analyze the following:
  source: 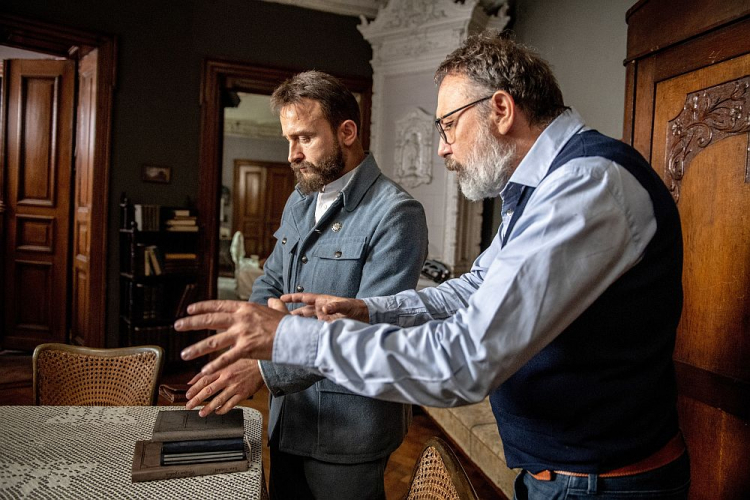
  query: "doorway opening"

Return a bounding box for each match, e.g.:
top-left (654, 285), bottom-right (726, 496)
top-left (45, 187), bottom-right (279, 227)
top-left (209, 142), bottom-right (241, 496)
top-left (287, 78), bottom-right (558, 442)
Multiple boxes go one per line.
top-left (0, 13), bottom-right (115, 349)
top-left (197, 60), bottom-right (371, 302)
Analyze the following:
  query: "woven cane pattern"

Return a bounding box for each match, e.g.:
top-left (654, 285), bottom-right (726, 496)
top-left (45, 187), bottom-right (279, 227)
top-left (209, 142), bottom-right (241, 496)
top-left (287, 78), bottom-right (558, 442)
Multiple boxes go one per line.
top-left (34, 346), bottom-right (162, 406)
top-left (406, 445), bottom-right (461, 500)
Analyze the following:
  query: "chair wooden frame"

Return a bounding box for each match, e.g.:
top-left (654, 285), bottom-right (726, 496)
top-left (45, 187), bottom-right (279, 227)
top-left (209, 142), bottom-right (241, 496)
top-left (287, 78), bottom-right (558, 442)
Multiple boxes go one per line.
top-left (405, 437), bottom-right (478, 500)
top-left (32, 343), bottom-right (164, 406)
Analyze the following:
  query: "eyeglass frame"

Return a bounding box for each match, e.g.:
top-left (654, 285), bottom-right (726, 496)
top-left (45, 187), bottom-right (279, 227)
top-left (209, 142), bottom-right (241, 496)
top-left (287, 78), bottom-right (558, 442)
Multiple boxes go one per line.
top-left (434, 95), bottom-right (494, 144)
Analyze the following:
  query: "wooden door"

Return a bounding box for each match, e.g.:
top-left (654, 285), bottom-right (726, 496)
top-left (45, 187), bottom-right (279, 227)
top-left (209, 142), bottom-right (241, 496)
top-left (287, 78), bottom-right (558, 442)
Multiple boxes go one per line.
top-left (624, 2), bottom-right (750, 497)
top-left (69, 49), bottom-right (100, 347)
top-left (2, 59), bottom-right (75, 349)
top-left (232, 160), bottom-right (294, 261)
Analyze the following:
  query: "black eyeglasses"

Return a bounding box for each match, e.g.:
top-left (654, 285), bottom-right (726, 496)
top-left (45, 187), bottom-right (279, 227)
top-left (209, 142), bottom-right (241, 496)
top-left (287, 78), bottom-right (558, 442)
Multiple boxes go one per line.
top-left (434, 95), bottom-right (493, 144)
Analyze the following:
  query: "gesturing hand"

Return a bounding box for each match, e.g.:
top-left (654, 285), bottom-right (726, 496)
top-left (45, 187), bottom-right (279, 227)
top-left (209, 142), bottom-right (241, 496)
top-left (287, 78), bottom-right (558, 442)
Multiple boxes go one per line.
top-left (175, 299), bottom-right (287, 376)
top-left (185, 358), bottom-right (265, 417)
top-left (280, 293), bottom-right (369, 323)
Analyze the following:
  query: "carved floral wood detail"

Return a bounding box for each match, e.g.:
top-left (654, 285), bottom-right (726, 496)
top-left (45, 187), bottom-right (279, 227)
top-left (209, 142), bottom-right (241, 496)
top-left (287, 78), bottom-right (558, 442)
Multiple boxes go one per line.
top-left (666, 75), bottom-right (750, 202)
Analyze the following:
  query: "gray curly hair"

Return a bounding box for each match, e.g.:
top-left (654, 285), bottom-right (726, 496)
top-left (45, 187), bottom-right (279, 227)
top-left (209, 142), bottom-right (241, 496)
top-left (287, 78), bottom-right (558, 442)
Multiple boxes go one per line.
top-left (435, 31), bottom-right (568, 127)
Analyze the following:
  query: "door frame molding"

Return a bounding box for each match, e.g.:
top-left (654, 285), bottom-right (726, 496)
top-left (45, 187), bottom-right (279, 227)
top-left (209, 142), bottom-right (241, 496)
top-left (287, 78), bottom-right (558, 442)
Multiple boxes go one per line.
top-left (0, 13), bottom-right (116, 347)
top-left (197, 59), bottom-right (371, 300)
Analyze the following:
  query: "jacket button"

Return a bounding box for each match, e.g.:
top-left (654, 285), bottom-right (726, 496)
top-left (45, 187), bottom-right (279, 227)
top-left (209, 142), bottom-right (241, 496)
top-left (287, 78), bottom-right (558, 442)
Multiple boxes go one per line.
top-left (296, 285), bottom-right (304, 292)
top-left (281, 237), bottom-right (287, 245)
top-left (334, 251), bottom-right (342, 258)
top-left (301, 255), bottom-right (308, 264)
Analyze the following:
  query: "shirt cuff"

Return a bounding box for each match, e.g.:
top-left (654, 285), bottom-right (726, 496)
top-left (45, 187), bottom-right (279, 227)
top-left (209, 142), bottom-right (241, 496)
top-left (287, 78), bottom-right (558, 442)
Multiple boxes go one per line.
top-left (257, 360), bottom-right (270, 388)
top-left (272, 314), bottom-right (321, 367)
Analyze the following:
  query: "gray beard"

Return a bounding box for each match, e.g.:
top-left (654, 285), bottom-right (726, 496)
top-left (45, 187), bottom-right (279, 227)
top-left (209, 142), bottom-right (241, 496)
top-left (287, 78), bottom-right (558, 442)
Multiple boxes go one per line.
top-left (446, 123), bottom-right (517, 201)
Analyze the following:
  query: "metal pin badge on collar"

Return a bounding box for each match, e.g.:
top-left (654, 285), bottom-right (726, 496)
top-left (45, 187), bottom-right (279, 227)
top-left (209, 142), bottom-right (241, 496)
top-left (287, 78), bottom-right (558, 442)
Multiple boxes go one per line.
top-left (331, 222), bottom-right (342, 232)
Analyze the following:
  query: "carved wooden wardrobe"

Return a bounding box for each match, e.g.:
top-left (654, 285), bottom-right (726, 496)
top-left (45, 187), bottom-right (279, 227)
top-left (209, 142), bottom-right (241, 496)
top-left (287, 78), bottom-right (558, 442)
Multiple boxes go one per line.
top-left (623, 1), bottom-right (749, 498)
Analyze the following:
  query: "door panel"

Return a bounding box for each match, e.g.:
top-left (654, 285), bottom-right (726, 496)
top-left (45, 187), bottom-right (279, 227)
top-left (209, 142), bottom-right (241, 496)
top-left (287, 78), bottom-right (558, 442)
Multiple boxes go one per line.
top-left (648, 46), bottom-right (750, 499)
top-left (70, 49), bottom-right (98, 346)
top-left (3, 59), bottom-right (74, 349)
top-left (233, 160), bottom-right (294, 261)
top-left (651, 56), bottom-right (750, 379)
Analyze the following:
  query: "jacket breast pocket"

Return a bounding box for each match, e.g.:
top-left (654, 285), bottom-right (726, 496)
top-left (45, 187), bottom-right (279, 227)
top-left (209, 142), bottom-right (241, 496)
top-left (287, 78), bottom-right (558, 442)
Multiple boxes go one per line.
top-left (308, 237), bottom-right (367, 297)
top-left (273, 227), bottom-right (299, 291)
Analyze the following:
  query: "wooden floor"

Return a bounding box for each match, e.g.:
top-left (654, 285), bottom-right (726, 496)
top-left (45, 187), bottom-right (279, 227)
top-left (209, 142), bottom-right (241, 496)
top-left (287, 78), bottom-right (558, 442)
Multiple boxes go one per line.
top-left (0, 353), bottom-right (506, 499)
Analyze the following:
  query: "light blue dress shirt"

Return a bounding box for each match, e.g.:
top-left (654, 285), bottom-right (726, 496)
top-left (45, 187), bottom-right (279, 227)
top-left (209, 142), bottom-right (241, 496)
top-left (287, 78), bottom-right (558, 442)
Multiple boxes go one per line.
top-left (272, 109), bottom-right (657, 408)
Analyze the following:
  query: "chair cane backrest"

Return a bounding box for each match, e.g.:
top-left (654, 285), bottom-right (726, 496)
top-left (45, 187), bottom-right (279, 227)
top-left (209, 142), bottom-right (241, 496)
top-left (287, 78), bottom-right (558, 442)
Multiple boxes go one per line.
top-left (404, 437), bottom-right (478, 500)
top-left (32, 343), bottom-right (164, 406)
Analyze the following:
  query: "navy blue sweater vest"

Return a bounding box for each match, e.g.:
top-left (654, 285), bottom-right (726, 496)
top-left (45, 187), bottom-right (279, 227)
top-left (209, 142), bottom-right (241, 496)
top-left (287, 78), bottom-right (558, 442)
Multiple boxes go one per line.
top-left (490, 130), bottom-right (683, 473)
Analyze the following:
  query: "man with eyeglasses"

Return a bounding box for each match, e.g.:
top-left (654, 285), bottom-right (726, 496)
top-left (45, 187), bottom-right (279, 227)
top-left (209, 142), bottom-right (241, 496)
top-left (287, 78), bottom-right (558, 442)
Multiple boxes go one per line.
top-left (177, 31), bottom-right (690, 499)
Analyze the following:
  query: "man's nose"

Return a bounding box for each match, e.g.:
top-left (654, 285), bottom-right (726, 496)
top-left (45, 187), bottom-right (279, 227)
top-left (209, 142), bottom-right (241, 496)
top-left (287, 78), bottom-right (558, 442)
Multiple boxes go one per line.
top-left (438, 137), bottom-right (452, 158)
top-left (289, 144), bottom-right (304, 164)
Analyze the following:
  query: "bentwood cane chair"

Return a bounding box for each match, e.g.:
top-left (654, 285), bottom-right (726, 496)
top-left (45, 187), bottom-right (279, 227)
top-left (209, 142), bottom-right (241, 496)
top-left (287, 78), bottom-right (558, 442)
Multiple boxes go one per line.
top-left (404, 437), bottom-right (479, 500)
top-left (32, 343), bottom-right (164, 406)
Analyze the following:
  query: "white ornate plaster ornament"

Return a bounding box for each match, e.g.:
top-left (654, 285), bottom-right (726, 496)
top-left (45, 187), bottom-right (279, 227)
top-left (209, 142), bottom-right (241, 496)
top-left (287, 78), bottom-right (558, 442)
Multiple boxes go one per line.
top-left (358, 0), bottom-right (509, 273)
top-left (394, 107), bottom-right (434, 188)
top-left (224, 119), bottom-right (283, 139)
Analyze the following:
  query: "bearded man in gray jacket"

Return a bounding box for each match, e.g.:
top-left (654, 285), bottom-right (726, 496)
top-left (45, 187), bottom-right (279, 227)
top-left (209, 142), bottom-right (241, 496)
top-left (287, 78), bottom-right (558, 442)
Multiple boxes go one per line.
top-left (183, 71), bottom-right (428, 500)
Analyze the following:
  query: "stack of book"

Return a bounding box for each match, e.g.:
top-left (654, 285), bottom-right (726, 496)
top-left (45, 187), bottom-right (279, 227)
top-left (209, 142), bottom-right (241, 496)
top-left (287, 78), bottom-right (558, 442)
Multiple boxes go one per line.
top-left (163, 253), bottom-right (199, 274)
top-left (164, 209), bottom-right (198, 232)
top-left (132, 409), bottom-right (248, 482)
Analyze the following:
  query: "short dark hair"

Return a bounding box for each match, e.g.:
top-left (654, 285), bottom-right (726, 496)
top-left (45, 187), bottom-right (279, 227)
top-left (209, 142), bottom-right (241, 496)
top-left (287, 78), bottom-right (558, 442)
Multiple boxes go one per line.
top-left (271, 70), bottom-right (361, 133)
top-left (435, 31), bottom-right (567, 127)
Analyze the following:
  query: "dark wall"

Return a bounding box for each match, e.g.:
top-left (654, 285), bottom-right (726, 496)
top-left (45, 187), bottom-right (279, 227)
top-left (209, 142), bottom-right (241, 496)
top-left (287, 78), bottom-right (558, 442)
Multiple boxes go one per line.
top-left (2, 0), bottom-right (372, 345)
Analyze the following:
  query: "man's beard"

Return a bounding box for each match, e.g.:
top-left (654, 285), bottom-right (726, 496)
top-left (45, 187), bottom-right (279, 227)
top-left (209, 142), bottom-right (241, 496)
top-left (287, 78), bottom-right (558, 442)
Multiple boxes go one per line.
top-left (445, 121), bottom-right (517, 201)
top-left (292, 143), bottom-right (345, 194)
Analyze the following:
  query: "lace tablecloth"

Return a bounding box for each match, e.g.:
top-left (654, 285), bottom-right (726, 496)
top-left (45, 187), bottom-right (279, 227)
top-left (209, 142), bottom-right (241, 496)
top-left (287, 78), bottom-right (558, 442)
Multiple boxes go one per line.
top-left (0, 406), bottom-right (263, 499)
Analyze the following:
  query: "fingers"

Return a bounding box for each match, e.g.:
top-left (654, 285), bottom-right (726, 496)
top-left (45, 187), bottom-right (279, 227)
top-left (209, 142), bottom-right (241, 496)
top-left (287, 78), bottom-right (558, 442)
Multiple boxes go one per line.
top-left (180, 330), bottom-right (235, 361)
top-left (185, 372), bottom-right (219, 400)
top-left (186, 300), bottom-right (246, 314)
top-left (289, 305), bottom-right (317, 317)
top-left (280, 293), bottom-right (320, 305)
top-left (198, 348), bottom-right (242, 376)
top-left (267, 298), bottom-right (289, 313)
top-left (174, 312), bottom-right (238, 333)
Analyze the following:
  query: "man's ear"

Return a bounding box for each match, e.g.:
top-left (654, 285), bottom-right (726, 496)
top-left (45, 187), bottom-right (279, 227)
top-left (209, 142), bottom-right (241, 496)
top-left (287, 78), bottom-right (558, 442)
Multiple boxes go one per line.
top-left (338, 119), bottom-right (359, 146)
top-left (489, 91), bottom-right (515, 136)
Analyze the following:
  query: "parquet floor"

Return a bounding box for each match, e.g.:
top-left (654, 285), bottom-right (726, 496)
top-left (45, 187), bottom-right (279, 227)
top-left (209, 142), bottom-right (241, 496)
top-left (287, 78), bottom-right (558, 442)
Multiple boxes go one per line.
top-left (0, 353), bottom-right (506, 499)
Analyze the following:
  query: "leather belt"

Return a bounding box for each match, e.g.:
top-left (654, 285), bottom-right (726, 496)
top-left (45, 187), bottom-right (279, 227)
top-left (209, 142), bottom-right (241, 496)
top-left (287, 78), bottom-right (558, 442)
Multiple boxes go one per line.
top-left (530, 432), bottom-right (686, 481)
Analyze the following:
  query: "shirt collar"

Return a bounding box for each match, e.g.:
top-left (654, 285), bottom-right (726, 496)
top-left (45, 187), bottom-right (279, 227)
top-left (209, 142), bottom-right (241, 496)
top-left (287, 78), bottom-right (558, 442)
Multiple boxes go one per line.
top-left (502, 108), bottom-right (587, 196)
top-left (321, 165), bottom-right (357, 196)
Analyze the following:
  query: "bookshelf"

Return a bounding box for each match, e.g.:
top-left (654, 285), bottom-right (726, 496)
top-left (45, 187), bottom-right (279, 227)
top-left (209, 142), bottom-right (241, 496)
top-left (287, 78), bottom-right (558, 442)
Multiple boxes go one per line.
top-left (119, 194), bottom-right (205, 367)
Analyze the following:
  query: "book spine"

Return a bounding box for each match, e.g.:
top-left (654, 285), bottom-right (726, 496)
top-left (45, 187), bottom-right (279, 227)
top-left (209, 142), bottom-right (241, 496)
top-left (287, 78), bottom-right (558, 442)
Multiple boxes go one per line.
top-left (150, 428), bottom-right (245, 442)
top-left (132, 461), bottom-right (248, 482)
top-left (162, 437), bottom-right (245, 454)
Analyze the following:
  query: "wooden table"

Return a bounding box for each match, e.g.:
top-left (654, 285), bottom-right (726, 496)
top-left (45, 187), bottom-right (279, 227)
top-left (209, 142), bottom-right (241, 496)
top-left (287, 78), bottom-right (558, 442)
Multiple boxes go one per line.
top-left (0, 406), bottom-right (263, 499)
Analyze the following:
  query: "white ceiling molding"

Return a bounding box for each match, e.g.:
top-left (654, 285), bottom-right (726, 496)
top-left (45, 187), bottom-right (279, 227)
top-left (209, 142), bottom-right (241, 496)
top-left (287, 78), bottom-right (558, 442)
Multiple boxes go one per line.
top-left (259, 0), bottom-right (387, 18)
top-left (259, 0), bottom-right (507, 19)
top-left (359, 0), bottom-right (510, 75)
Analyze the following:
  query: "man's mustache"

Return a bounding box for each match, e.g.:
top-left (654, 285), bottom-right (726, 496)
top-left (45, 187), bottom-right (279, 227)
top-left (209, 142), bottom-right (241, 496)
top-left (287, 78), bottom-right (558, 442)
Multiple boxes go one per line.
top-left (444, 157), bottom-right (461, 172)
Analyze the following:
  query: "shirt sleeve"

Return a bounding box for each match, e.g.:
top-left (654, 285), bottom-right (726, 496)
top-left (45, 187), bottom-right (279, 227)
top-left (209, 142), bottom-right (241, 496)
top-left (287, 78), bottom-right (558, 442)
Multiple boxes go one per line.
top-left (273, 158), bottom-right (657, 407)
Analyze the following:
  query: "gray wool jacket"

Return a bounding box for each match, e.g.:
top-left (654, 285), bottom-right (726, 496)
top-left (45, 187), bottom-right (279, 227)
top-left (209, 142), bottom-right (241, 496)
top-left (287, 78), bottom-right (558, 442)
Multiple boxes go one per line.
top-left (252, 154), bottom-right (428, 463)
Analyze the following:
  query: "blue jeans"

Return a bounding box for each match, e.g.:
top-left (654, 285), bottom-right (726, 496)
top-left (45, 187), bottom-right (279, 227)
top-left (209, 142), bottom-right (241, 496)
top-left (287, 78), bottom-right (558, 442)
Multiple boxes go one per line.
top-left (513, 453), bottom-right (690, 499)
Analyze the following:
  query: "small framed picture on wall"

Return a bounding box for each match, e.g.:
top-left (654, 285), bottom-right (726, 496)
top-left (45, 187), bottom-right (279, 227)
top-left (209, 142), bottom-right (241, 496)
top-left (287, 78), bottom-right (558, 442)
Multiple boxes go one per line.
top-left (142, 164), bottom-right (171, 184)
